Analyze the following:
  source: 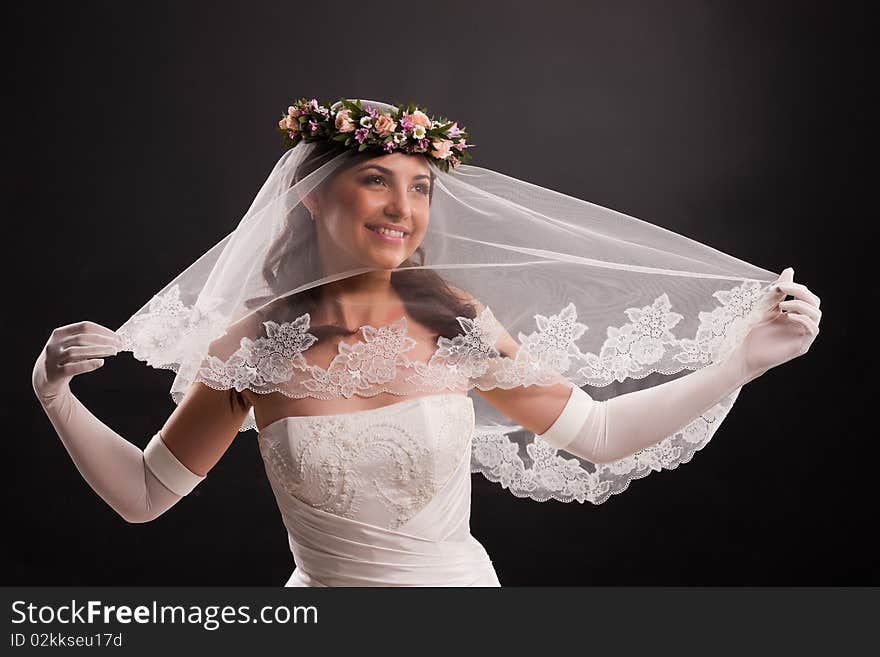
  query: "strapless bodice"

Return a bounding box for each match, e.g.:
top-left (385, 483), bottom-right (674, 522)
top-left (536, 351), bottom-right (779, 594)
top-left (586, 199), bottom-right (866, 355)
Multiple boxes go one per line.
top-left (256, 393), bottom-right (500, 586)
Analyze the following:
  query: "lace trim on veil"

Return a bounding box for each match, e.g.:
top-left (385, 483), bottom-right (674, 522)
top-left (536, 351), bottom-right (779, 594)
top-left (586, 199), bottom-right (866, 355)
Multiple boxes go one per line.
top-left (118, 278), bottom-right (772, 505)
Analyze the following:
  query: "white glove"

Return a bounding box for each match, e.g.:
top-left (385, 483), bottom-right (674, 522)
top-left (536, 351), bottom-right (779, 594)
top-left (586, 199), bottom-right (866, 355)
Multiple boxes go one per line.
top-left (536, 351), bottom-right (751, 463)
top-left (537, 267), bottom-right (821, 463)
top-left (32, 321), bottom-right (205, 523)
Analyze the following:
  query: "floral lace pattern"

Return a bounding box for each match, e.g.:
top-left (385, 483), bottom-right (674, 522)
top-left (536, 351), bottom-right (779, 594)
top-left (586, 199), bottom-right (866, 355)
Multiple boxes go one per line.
top-left (119, 278), bottom-right (774, 503)
top-left (196, 307), bottom-right (506, 398)
top-left (117, 285), bottom-right (227, 369)
top-left (470, 386), bottom-right (740, 505)
top-left (257, 394), bottom-right (474, 529)
top-left (199, 313), bottom-right (318, 392)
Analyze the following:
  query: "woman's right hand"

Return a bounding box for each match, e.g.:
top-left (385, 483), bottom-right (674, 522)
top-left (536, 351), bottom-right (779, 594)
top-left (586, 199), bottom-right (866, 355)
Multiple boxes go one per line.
top-left (32, 321), bottom-right (124, 406)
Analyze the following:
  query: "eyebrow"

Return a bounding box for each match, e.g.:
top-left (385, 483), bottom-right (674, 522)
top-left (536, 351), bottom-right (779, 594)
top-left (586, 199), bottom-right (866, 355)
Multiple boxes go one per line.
top-left (356, 164), bottom-right (431, 181)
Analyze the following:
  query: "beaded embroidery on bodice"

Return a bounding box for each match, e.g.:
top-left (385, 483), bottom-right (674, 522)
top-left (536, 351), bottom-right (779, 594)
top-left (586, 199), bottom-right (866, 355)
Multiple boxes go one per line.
top-left (257, 393), bottom-right (475, 530)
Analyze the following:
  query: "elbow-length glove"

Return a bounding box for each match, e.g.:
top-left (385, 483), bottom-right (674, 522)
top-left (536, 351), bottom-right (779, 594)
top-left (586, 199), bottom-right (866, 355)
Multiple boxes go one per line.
top-left (32, 321), bottom-right (205, 523)
top-left (537, 268), bottom-right (821, 463)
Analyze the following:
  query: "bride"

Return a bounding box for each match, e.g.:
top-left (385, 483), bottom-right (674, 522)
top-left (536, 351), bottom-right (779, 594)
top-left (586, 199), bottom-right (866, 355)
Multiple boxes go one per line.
top-left (31, 97), bottom-right (822, 586)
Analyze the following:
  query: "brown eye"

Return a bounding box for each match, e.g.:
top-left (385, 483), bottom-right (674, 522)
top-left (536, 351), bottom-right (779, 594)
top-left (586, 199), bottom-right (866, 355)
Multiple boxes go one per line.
top-left (364, 174), bottom-right (429, 195)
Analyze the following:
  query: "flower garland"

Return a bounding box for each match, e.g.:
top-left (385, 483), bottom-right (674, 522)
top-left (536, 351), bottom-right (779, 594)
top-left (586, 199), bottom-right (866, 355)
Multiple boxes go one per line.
top-left (276, 97), bottom-right (473, 172)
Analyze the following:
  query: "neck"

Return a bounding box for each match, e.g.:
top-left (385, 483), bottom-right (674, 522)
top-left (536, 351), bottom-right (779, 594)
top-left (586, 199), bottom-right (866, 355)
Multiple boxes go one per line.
top-left (316, 272), bottom-right (405, 330)
top-left (320, 271), bottom-right (397, 306)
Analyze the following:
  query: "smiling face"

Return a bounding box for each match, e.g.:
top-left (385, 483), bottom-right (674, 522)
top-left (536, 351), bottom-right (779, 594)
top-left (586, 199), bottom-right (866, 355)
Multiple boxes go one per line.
top-left (310, 152), bottom-right (433, 274)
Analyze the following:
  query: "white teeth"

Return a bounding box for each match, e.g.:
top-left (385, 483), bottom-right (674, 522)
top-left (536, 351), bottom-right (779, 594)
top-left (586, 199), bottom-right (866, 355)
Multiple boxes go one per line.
top-left (368, 226), bottom-right (405, 238)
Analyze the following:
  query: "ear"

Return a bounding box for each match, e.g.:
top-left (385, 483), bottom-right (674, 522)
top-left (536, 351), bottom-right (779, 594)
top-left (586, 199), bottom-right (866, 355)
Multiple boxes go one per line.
top-left (300, 191), bottom-right (321, 219)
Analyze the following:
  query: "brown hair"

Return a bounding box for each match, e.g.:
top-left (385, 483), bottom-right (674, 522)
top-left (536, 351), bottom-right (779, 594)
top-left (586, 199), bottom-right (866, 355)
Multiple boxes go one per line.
top-left (227, 141), bottom-right (478, 412)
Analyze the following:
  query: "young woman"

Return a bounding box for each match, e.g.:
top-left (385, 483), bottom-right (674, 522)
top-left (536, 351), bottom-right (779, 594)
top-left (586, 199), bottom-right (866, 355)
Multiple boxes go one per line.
top-left (32, 98), bottom-right (821, 586)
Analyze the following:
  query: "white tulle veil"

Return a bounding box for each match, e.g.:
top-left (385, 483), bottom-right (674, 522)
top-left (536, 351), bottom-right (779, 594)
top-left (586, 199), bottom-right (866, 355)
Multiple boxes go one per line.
top-left (116, 98), bottom-right (780, 505)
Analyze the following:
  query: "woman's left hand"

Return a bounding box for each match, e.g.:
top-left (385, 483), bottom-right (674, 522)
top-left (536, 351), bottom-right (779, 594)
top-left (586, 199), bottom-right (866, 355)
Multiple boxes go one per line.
top-left (734, 266), bottom-right (822, 381)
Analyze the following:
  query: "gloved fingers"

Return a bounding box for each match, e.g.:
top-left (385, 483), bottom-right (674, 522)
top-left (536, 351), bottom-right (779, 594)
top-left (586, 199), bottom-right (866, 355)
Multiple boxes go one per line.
top-left (39, 321), bottom-right (120, 392)
top-left (58, 333), bottom-right (121, 351)
top-left (772, 266), bottom-right (796, 287)
top-left (776, 280), bottom-right (821, 310)
top-left (785, 312), bottom-right (820, 339)
top-left (755, 268), bottom-right (793, 317)
top-left (58, 357), bottom-right (106, 376)
top-left (779, 299), bottom-right (821, 324)
top-left (52, 320), bottom-right (123, 345)
top-left (754, 288), bottom-right (787, 322)
top-left (57, 344), bottom-right (121, 366)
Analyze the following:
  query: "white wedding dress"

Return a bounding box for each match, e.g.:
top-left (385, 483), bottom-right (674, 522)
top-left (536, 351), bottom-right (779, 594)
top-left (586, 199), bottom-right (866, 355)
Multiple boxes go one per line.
top-left (255, 392), bottom-right (501, 587)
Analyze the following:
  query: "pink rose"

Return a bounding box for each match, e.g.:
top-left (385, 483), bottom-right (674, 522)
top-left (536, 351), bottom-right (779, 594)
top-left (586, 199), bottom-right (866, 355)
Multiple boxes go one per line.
top-left (430, 139), bottom-right (453, 159)
top-left (374, 114), bottom-right (397, 136)
top-left (335, 109), bottom-right (356, 133)
top-left (410, 110), bottom-right (431, 128)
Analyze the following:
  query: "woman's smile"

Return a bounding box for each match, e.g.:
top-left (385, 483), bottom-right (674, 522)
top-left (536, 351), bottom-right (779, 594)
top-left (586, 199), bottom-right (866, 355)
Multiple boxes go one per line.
top-left (365, 225), bottom-right (406, 243)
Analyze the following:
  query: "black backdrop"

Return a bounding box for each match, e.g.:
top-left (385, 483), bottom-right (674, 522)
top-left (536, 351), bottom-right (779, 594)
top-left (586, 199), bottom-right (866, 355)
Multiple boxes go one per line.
top-left (6, 0), bottom-right (874, 586)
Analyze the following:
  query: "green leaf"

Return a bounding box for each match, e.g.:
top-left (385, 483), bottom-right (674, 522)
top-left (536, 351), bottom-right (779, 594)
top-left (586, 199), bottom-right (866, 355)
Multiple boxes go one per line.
top-left (357, 142), bottom-right (368, 151)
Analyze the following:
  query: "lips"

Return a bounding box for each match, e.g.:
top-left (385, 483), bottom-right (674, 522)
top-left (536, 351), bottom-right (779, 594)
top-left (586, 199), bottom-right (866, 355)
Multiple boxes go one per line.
top-left (366, 225), bottom-right (407, 238)
top-left (365, 225), bottom-right (406, 242)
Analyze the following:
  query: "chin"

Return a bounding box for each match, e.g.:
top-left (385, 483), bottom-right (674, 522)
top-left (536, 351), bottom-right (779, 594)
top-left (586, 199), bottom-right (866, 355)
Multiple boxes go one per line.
top-left (373, 258), bottom-right (406, 270)
top-left (355, 249), bottom-right (396, 265)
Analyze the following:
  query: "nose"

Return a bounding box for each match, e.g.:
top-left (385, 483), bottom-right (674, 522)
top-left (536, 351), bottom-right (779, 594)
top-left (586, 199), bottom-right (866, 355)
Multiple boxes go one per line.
top-left (384, 185), bottom-right (412, 220)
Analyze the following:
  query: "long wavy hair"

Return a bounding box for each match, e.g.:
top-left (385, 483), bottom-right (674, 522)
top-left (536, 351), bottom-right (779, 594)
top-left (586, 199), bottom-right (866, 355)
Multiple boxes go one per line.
top-left (227, 141), bottom-right (479, 413)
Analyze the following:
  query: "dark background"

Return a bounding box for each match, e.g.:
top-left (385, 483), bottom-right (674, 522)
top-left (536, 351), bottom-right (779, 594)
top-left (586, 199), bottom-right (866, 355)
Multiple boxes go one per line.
top-left (6, 0), bottom-right (874, 586)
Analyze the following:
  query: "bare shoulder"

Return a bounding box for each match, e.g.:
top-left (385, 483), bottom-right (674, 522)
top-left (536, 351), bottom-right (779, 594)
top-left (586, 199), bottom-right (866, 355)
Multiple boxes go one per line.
top-left (206, 307), bottom-right (269, 360)
top-left (446, 284), bottom-right (520, 359)
top-left (447, 286), bottom-right (575, 434)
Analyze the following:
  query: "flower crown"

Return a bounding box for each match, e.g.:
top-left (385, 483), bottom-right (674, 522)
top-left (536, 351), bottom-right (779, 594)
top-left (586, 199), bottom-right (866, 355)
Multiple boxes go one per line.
top-left (276, 97), bottom-right (473, 172)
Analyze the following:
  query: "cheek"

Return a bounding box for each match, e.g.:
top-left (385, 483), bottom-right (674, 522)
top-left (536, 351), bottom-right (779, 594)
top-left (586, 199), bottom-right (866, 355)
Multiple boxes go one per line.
top-left (349, 183), bottom-right (383, 206)
top-left (332, 179), bottom-right (369, 208)
top-left (413, 210), bottom-right (430, 237)
top-left (328, 190), bottom-right (374, 231)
